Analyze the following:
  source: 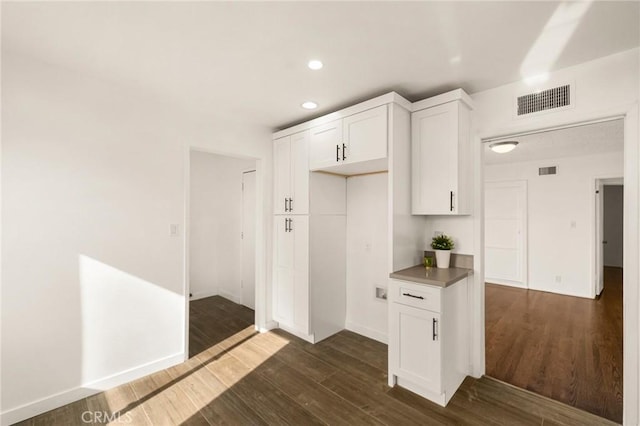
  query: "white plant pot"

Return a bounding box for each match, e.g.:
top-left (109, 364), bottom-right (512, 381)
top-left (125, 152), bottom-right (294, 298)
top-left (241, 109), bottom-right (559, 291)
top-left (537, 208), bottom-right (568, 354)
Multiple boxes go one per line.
top-left (435, 250), bottom-right (451, 269)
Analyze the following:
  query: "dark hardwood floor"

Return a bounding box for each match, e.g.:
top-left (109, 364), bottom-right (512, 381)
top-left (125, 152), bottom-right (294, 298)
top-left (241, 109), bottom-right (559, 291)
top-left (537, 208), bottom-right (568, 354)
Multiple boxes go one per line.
top-left (18, 295), bottom-right (616, 425)
top-left (486, 266), bottom-right (623, 423)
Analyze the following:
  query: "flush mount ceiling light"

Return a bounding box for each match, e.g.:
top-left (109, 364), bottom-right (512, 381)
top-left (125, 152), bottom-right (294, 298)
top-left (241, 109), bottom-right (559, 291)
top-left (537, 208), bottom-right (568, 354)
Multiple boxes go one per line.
top-left (489, 141), bottom-right (519, 153)
top-left (301, 101), bottom-right (318, 110)
top-left (307, 60), bottom-right (323, 70)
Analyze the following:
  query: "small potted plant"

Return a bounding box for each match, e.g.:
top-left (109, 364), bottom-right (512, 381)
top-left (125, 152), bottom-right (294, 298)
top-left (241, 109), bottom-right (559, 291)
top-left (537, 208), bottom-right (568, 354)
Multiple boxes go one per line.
top-left (431, 234), bottom-right (454, 269)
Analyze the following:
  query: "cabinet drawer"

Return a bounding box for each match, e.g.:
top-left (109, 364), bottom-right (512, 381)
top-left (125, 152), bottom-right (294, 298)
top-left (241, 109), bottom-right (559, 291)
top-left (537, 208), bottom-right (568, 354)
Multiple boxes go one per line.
top-left (393, 283), bottom-right (441, 312)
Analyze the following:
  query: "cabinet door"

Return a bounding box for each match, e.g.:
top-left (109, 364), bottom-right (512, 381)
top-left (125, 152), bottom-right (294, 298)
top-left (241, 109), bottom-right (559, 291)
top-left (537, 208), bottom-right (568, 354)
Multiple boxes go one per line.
top-left (343, 105), bottom-right (387, 164)
top-left (309, 119), bottom-right (343, 171)
top-left (412, 102), bottom-right (459, 214)
top-left (272, 216), bottom-right (309, 333)
top-left (273, 136), bottom-right (291, 214)
top-left (391, 303), bottom-right (442, 393)
top-left (290, 131), bottom-right (309, 214)
top-left (290, 216), bottom-right (309, 333)
top-left (273, 216), bottom-right (294, 323)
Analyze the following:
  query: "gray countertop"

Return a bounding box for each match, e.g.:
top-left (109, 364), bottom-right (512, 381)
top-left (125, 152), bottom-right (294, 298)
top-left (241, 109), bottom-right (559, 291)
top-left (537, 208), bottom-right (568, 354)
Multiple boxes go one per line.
top-left (389, 265), bottom-right (472, 288)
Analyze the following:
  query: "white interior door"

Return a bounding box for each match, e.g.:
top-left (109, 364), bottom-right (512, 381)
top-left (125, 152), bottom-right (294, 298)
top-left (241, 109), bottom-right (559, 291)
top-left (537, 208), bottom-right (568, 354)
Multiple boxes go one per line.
top-left (241, 170), bottom-right (256, 310)
top-left (485, 180), bottom-right (527, 288)
top-left (595, 180), bottom-right (604, 296)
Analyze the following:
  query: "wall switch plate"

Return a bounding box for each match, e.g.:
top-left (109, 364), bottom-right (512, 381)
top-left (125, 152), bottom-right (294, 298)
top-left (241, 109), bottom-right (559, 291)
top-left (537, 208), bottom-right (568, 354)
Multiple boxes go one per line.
top-left (376, 287), bottom-right (387, 300)
top-left (170, 224), bottom-right (180, 237)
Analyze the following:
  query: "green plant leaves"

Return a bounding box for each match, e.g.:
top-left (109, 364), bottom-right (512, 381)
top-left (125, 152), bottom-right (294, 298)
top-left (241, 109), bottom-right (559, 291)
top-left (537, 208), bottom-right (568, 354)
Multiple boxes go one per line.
top-left (431, 234), bottom-right (454, 250)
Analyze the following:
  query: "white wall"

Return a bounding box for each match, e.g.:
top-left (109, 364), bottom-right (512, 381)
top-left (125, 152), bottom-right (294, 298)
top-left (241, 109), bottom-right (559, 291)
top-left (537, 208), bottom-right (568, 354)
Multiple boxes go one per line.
top-left (603, 185), bottom-right (624, 268)
top-left (466, 47), bottom-right (639, 424)
top-left (345, 174), bottom-right (388, 343)
top-left (189, 151), bottom-right (255, 301)
top-left (1, 49), bottom-right (271, 424)
top-left (485, 152), bottom-right (623, 298)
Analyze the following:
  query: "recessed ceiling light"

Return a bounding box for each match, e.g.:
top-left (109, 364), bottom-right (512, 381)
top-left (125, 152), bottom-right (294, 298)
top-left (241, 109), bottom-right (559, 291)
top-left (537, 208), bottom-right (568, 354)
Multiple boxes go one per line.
top-left (489, 141), bottom-right (519, 153)
top-left (301, 101), bottom-right (318, 110)
top-left (308, 60), bottom-right (323, 70)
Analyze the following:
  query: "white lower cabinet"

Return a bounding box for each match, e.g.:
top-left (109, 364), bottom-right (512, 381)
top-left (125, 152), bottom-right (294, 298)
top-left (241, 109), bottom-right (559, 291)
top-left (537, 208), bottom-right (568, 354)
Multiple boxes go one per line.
top-left (389, 277), bottom-right (469, 406)
top-left (273, 215), bottom-right (309, 333)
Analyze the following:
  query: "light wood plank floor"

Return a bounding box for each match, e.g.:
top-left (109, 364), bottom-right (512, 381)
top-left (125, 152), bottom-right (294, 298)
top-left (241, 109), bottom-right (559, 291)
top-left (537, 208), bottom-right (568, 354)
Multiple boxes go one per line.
top-left (17, 295), bottom-right (617, 425)
top-left (486, 266), bottom-right (623, 423)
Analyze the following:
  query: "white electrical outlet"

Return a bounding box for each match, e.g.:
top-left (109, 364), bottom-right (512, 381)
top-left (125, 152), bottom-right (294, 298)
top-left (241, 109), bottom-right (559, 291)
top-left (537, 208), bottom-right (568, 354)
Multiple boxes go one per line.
top-left (170, 224), bottom-right (180, 237)
top-left (555, 275), bottom-right (562, 283)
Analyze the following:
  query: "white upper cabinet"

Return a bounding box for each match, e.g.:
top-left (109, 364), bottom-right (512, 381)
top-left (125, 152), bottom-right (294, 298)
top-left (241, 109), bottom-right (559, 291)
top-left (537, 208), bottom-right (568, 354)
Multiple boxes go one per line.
top-left (309, 120), bottom-right (343, 170)
top-left (342, 105), bottom-right (387, 164)
top-left (309, 105), bottom-right (388, 174)
top-left (412, 93), bottom-right (472, 215)
top-left (274, 131), bottom-right (309, 215)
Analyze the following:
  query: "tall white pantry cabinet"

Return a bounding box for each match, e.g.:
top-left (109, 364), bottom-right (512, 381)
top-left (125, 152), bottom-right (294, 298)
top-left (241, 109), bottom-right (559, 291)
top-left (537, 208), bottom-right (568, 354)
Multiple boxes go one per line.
top-left (272, 131), bottom-right (347, 343)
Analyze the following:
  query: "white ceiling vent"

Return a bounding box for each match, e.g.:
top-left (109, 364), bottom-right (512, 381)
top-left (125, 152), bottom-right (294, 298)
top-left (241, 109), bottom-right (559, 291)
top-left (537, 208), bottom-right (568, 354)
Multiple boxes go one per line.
top-left (517, 84), bottom-right (571, 116)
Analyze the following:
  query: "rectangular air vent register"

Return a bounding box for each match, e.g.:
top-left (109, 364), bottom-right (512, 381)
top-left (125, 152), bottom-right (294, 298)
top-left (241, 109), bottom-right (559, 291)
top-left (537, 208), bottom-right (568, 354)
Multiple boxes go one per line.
top-left (515, 83), bottom-right (574, 117)
top-left (539, 166), bottom-right (558, 176)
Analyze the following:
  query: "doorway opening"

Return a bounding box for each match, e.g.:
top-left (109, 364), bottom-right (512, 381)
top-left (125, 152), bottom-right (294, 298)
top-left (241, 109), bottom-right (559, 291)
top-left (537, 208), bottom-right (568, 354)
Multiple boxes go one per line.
top-left (596, 178), bottom-right (624, 298)
top-left (483, 119), bottom-right (624, 423)
top-left (187, 149), bottom-right (258, 358)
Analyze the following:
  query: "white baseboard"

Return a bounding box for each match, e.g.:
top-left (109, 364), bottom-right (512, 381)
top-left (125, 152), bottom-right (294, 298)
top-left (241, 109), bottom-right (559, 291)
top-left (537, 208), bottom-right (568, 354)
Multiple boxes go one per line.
top-left (1, 352), bottom-right (184, 426)
top-left (345, 321), bottom-right (388, 344)
top-left (190, 289), bottom-right (218, 300)
top-left (485, 278), bottom-right (527, 289)
top-left (218, 290), bottom-right (241, 304)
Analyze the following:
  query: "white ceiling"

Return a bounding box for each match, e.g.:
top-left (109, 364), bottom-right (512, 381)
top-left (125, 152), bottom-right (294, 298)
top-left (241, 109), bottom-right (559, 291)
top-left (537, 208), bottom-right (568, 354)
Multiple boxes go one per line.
top-left (484, 118), bottom-right (624, 165)
top-left (3, 2), bottom-right (639, 130)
